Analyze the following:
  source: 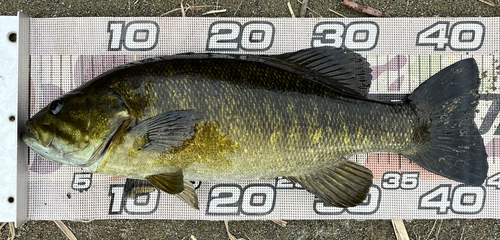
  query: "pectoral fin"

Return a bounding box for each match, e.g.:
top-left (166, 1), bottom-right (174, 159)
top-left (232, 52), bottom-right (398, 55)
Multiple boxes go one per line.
top-left (286, 158), bottom-right (373, 208)
top-left (129, 110), bottom-right (199, 152)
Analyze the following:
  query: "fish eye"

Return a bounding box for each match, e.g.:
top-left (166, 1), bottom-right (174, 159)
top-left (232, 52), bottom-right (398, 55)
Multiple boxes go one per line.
top-left (49, 100), bottom-right (64, 115)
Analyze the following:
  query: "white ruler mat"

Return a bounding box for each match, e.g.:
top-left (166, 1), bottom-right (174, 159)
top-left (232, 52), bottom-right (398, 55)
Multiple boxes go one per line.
top-left (28, 17), bottom-right (500, 220)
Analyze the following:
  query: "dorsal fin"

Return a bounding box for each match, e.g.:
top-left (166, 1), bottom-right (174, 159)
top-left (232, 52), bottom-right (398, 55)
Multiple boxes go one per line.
top-left (272, 47), bottom-right (372, 97)
top-left (112, 47), bottom-right (372, 97)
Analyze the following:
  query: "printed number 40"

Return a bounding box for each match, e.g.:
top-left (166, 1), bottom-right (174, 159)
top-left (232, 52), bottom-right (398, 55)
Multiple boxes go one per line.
top-left (418, 184), bottom-right (485, 214)
top-left (416, 21), bottom-right (485, 51)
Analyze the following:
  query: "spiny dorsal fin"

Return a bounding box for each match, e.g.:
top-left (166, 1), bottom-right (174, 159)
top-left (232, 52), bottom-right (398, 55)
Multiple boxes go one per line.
top-left (129, 110), bottom-right (199, 152)
top-left (287, 158), bottom-right (373, 207)
top-left (273, 47), bottom-right (372, 97)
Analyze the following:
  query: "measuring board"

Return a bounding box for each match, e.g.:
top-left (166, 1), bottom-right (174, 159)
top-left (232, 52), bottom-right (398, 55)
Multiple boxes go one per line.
top-left (4, 16), bottom-right (500, 222)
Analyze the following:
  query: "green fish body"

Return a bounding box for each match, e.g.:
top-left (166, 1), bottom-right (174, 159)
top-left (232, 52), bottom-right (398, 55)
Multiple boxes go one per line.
top-left (22, 47), bottom-right (488, 209)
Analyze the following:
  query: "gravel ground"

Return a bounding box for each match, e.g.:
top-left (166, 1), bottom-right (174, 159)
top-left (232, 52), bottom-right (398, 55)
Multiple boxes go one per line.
top-left (1, 0), bottom-right (500, 239)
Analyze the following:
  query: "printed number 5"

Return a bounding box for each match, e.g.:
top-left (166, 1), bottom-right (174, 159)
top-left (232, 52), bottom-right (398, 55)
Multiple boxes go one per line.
top-left (71, 173), bottom-right (93, 192)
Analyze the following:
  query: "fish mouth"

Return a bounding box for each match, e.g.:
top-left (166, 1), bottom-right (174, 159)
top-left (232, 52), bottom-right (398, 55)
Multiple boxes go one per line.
top-left (22, 120), bottom-right (64, 164)
top-left (23, 120), bottom-right (54, 147)
top-left (22, 130), bottom-right (64, 164)
top-left (21, 131), bottom-right (38, 148)
top-left (23, 120), bottom-right (37, 140)
top-left (22, 120), bottom-right (41, 146)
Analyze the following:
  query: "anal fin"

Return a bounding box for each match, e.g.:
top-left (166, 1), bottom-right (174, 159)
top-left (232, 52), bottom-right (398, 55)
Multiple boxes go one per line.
top-left (287, 158), bottom-right (373, 208)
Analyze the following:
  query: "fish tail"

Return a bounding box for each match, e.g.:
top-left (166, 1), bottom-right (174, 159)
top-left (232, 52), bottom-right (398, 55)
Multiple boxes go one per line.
top-left (404, 58), bottom-right (488, 186)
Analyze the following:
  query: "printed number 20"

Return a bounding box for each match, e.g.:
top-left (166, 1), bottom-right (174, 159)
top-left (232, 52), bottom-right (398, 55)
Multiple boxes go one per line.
top-left (108, 21), bottom-right (160, 51)
top-left (206, 21), bottom-right (275, 51)
top-left (206, 184), bottom-right (276, 215)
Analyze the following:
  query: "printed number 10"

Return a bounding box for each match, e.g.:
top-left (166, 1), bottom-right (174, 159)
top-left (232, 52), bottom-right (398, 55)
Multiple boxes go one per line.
top-left (108, 21), bottom-right (160, 51)
top-left (108, 184), bottom-right (160, 215)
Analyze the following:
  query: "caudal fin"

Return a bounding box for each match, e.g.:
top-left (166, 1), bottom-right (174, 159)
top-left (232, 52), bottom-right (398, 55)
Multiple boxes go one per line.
top-left (405, 58), bottom-right (488, 186)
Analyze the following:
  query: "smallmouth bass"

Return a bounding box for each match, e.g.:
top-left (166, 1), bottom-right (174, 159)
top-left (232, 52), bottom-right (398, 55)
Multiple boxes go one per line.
top-left (22, 47), bottom-right (488, 209)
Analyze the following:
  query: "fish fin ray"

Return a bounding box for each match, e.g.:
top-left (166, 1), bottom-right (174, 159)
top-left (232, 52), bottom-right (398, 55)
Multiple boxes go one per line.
top-left (405, 59), bottom-right (488, 186)
top-left (286, 158), bottom-right (373, 207)
top-left (123, 178), bottom-right (157, 199)
top-left (273, 47), bottom-right (372, 97)
top-left (130, 110), bottom-right (199, 152)
top-left (173, 181), bottom-right (199, 210)
top-left (125, 176), bottom-right (198, 210)
top-left (146, 169), bottom-right (184, 194)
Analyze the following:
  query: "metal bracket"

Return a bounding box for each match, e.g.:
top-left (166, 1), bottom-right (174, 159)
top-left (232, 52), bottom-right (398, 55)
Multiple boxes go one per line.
top-left (0, 12), bottom-right (30, 227)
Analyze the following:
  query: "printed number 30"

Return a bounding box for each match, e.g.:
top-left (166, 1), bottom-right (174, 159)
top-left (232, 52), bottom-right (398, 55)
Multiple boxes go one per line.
top-left (314, 185), bottom-right (381, 215)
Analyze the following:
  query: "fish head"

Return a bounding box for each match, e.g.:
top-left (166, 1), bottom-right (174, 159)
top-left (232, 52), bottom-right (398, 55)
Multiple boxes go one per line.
top-left (22, 88), bottom-right (131, 168)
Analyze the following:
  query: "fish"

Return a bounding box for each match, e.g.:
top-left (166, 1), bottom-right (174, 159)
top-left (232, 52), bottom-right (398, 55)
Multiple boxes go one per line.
top-left (22, 47), bottom-right (488, 209)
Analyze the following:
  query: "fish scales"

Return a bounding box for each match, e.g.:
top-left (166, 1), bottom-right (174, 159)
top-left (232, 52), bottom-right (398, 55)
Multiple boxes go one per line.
top-left (89, 57), bottom-right (418, 180)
